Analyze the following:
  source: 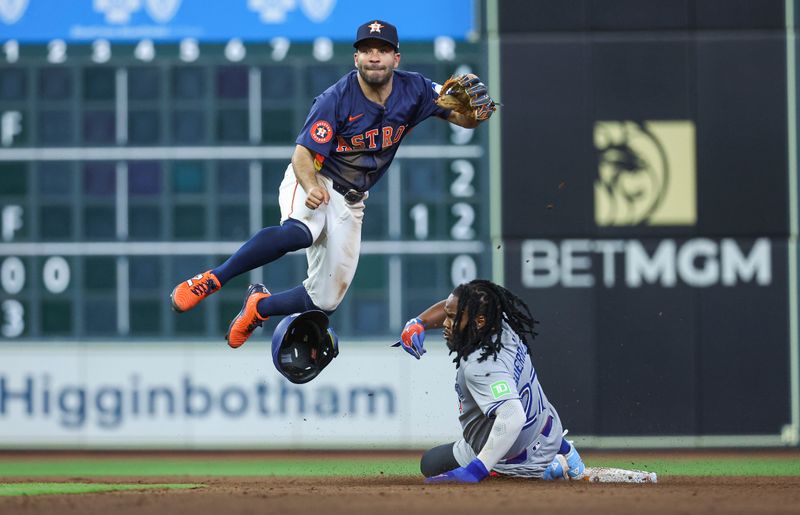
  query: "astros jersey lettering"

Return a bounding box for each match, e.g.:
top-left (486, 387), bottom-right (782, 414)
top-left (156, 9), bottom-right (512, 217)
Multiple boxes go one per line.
top-left (296, 69), bottom-right (450, 192)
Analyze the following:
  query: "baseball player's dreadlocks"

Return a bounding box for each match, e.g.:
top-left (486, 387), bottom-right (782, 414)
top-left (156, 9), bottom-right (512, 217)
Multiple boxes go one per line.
top-left (450, 280), bottom-right (538, 368)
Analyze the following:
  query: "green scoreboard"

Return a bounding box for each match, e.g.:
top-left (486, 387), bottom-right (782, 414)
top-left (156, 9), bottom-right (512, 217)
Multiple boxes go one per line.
top-left (0, 40), bottom-right (490, 340)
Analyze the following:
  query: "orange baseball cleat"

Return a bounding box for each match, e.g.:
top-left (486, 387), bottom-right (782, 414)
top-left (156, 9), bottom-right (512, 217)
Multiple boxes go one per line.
top-left (226, 283), bottom-right (271, 349)
top-left (170, 270), bottom-right (221, 313)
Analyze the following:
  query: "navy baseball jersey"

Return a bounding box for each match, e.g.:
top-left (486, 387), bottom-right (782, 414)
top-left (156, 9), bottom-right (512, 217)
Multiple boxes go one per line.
top-left (296, 69), bottom-right (450, 192)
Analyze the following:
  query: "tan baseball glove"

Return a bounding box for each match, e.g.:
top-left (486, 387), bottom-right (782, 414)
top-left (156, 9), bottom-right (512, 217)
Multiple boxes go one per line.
top-left (435, 73), bottom-right (497, 122)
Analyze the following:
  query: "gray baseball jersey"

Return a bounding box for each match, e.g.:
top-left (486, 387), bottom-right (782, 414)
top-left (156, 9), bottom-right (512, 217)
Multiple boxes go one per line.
top-left (452, 320), bottom-right (563, 477)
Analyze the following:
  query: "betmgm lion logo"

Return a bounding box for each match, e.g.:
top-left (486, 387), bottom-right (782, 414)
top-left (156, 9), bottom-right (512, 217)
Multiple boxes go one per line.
top-left (594, 120), bottom-right (696, 226)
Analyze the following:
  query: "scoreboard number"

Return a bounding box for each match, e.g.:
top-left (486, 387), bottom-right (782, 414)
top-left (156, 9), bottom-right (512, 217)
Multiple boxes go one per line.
top-left (3, 40), bottom-right (19, 63)
top-left (434, 36), bottom-right (456, 61)
top-left (270, 37), bottom-right (290, 61)
top-left (1, 299), bottom-right (24, 338)
top-left (450, 203), bottom-right (475, 240)
top-left (134, 39), bottom-right (156, 62)
top-left (450, 160), bottom-right (475, 197)
top-left (47, 39), bottom-right (67, 64)
top-left (1, 257), bottom-right (25, 295)
top-left (1, 256), bottom-right (71, 295)
top-left (451, 255), bottom-right (477, 287)
top-left (92, 39), bottom-right (112, 63)
top-left (409, 204), bottom-right (429, 240)
top-left (42, 257), bottom-right (71, 294)
top-left (224, 38), bottom-right (246, 62)
top-left (179, 38), bottom-right (200, 62)
top-left (313, 37), bottom-right (333, 62)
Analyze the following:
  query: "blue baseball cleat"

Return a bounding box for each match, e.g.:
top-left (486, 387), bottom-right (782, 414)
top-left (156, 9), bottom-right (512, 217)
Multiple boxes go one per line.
top-left (541, 454), bottom-right (569, 481)
top-left (541, 435), bottom-right (585, 481)
top-left (563, 440), bottom-right (585, 479)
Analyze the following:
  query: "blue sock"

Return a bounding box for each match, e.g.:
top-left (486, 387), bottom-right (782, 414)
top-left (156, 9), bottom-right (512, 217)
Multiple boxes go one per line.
top-left (558, 437), bottom-right (571, 455)
top-left (256, 284), bottom-right (334, 318)
top-left (212, 219), bottom-right (312, 285)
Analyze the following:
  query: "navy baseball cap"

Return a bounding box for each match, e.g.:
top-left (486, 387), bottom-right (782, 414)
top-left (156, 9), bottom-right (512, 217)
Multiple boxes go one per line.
top-left (354, 20), bottom-right (399, 51)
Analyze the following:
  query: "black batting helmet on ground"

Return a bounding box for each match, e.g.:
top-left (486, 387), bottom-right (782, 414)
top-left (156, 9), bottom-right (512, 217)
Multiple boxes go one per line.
top-left (271, 310), bottom-right (339, 384)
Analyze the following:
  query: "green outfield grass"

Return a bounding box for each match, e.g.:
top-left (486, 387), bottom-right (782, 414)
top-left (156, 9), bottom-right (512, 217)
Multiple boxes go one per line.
top-left (0, 458), bottom-right (417, 477)
top-left (0, 455), bottom-right (798, 478)
top-left (0, 483), bottom-right (202, 497)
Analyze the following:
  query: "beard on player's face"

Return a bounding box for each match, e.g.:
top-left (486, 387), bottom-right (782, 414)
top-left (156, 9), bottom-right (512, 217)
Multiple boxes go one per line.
top-left (355, 42), bottom-right (397, 87)
top-left (446, 313), bottom-right (491, 357)
top-left (445, 319), bottom-right (472, 354)
top-left (357, 63), bottom-right (393, 86)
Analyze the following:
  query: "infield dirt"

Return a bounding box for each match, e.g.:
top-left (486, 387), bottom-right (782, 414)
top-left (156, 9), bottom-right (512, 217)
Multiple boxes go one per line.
top-left (1, 476), bottom-right (800, 515)
top-left (1, 451), bottom-right (799, 515)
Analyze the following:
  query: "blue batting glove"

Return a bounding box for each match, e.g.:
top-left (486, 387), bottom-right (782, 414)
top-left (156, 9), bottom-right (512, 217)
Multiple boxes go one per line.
top-left (391, 317), bottom-right (426, 359)
top-left (425, 459), bottom-right (490, 484)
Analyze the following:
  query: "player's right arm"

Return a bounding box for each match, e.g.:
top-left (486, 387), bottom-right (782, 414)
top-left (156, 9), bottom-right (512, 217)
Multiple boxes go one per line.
top-left (466, 363), bottom-right (527, 470)
top-left (475, 400), bottom-right (526, 471)
top-left (294, 90), bottom-right (339, 209)
top-left (291, 144), bottom-right (330, 209)
top-left (415, 299), bottom-right (447, 329)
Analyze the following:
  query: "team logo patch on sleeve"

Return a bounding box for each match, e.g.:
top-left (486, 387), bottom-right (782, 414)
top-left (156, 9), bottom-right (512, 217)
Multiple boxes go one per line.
top-left (310, 120), bottom-right (333, 144)
top-left (490, 380), bottom-right (512, 400)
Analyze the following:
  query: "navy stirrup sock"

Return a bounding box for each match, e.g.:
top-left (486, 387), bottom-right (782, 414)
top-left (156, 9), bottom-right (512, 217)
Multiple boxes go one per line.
top-left (212, 220), bottom-right (312, 285)
top-left (558, 437), bottom-right (571, 455)
top-left (256, 285), bottom-right (332, 318)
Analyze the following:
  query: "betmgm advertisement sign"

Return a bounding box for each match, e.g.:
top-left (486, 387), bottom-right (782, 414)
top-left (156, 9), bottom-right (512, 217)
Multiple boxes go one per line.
top-left (500, 30), bottom-right (790, 439)
top-left (523, 119), bottom-right (771, 290)
top-left (508, 116), bottom-right (786, 438)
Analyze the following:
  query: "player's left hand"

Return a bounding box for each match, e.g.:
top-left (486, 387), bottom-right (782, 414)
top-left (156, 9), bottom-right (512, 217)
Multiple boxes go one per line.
top-left (457, 73), bottom-right (496, 122)
top-left (391, 317), bottom-right (426, 359)
top-left (435, 73), bottom-right (497, 122)
top-left (425, 459), bottom-right (490, 484)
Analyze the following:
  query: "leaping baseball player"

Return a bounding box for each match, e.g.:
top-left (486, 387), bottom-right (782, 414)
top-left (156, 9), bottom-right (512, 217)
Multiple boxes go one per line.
top-left (395, 280), bottom-right (585, 482)
top-left (169, 19), bottom-right (496, 349)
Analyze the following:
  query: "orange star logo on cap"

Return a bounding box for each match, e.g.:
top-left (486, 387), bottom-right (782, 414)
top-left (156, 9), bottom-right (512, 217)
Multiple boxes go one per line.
top-left (368, 21), bottom-right (383, 33)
